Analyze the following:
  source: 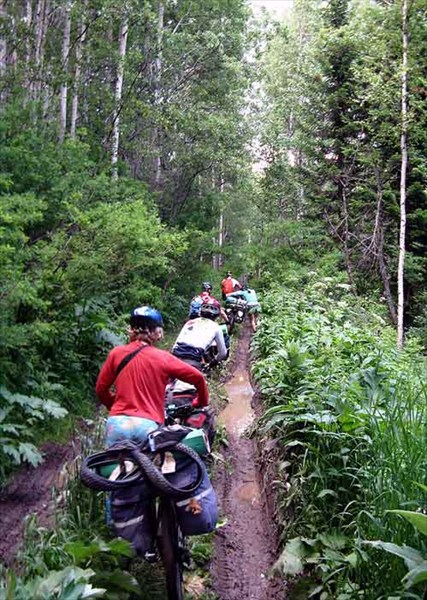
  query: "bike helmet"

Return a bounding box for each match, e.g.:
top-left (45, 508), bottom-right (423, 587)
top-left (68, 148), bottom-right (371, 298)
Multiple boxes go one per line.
top-left (201, 281), bottom-right (213, 293)
top-left (130, 306), bottom-right (164, 329)
top-left (200, 298), bottom-right (220, 320)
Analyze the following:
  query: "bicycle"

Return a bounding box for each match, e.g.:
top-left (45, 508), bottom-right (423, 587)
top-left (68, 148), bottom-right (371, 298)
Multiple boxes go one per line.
top-left (80, 409), bottom-right (212, 600)
top-left (224, 297), bottom-right (247, 334)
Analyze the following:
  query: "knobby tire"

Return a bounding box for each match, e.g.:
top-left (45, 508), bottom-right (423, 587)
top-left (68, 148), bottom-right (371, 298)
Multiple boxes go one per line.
top-left (228, 313), bottom-right (236, 334)
top-left (157, 498), bottom-right (185, 600)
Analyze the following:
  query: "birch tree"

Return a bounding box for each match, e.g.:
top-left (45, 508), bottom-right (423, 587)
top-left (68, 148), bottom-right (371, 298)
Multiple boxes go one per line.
top-left (70, 1), bottom-right (87, 139)
top-left (32, 0), bottom-right (48, 103)
top-left (0, 1), bottom-right (7, 85)
top-left (152, 0), bottom-right (164, 187)
top-left (111, 8), bottom-right (129, 180)
top-left (397, 0), bottom-right (408, 348)
top-left (59, 1), bottom-right (72, 142)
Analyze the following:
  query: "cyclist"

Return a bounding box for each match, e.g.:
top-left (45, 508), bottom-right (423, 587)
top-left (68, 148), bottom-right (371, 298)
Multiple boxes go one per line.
top-left (96, 306), bottom-right (209, 448)
top-left (173, 298), bottom-right (227, 370)
top-left (188, 282), bottom-right (214, 319)
top-left (226, 285), bottom-right (261, 333)
top-left (221, 271), bottom-right (241, 300)
top-left (189, 281), bottom-right (229, 323)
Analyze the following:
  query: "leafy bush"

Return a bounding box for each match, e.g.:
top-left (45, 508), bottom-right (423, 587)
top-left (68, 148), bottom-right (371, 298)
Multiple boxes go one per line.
top-left (253, 273), bottom-right (427, 598)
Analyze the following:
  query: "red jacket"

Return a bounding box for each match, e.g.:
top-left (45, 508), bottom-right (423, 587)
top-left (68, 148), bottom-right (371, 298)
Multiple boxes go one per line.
top-left (96, 342), bottom-right (209, 423)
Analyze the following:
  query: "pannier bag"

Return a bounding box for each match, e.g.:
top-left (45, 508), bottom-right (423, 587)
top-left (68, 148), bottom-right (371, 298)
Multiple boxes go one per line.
top-left (148, 424), bottom-right (210, 456)
top-left (111, 481), bottom-right (155, 556)
top-left (184, 408), bottom-right (216, 447)
top-left (166, 459), bottom-right (218, 536)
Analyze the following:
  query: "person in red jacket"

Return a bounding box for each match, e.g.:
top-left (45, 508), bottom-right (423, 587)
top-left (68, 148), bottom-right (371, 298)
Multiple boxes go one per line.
top-left (96, 306), bottom-right (209, 447)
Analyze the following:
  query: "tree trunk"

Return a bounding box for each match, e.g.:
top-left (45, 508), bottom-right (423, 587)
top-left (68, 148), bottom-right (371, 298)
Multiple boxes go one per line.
top-left (371, 170), bottom-right (397, 325)
top-left (340, 178), bottom-right (355, 292)
top-left (111, 11), bottom-right (129, 181)
top-left (0, 2), bottom-right (7, 85)
top-left (397, 0), bottom-right (408, 348)
top-left (59, 1), bottom-right (72, 142)
top-left (152, 0), bottom-right (164, 187)
top-left (70, 1), bottom-right (87, 139)
top-left (33, 0), bottom-right (47, 102)
top-left (218, 208), bottom-right (224, 269)
top-left (23, 0), bottom-right (33, 97)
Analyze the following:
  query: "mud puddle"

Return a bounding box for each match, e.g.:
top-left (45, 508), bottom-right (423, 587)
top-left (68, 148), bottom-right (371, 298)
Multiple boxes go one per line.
top-left (212, 327), bottom-right (284, 600)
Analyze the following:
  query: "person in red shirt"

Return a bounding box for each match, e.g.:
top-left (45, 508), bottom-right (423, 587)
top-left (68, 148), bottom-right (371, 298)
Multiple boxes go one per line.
top-left (96, 306), bottom-right (209, 447)
top-left (221, 271), bottom-right (241, 300)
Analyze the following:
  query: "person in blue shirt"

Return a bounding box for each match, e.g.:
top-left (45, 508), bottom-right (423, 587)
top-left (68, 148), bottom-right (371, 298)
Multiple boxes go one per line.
top-left (226, 285), bottom-right (261, 332)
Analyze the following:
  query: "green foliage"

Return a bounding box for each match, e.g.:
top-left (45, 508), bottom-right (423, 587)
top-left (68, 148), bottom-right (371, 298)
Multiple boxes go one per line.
top-left (0, 386), bottom-right (68, 480)
top-left (0, 566), bottom-right (106, 599)
top-left (253, 274), bottom-right (427, 598)
top-left (256, 0), bottom-right (427, 327)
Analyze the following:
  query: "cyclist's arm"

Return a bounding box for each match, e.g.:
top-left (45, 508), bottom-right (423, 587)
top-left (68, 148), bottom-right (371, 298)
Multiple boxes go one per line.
top-left (214, 328), bottom-right (227, 361)
top-left (95, 352), bottom-right (116, 409)
top-left (166, 354), bottom-right (209, 407)
top-left (226, 291), bottom-right (245, 299)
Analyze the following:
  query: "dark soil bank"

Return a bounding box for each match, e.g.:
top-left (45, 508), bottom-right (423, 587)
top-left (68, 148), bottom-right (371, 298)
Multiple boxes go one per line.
top-left (0, 440), bottom-right (78, 567)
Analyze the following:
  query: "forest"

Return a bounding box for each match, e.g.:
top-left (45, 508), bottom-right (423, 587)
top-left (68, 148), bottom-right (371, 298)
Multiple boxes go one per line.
top-left (0, 0), bottom-right (426, 598)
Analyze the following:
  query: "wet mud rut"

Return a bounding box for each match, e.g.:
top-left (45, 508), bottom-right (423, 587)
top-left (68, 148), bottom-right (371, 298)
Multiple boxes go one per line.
top-left (212, 327), bottom-right (284, 600)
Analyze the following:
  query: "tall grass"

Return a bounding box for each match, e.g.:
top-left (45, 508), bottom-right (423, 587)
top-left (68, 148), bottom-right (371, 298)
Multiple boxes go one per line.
top-left (252, 274), bottom-right (427, 598)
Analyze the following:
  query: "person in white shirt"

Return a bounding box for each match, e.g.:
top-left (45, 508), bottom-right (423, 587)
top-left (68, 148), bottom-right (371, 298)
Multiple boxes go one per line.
top-left (172, 299), bottom-right (227, 370)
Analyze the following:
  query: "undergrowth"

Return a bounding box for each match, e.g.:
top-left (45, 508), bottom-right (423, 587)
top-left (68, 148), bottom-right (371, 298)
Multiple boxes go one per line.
top-left (0, 338), bottom-right (230, 599)
top-left (252, 273), bottom-right (427, 599)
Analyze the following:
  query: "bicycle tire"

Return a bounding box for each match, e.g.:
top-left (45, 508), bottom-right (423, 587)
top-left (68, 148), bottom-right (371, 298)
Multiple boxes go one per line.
top-left (157, 498), bottom-right (185, 600)
top-left (227, 312), bottom-right (236, 334)
top-left (81, 441), bottom-right (204, 497)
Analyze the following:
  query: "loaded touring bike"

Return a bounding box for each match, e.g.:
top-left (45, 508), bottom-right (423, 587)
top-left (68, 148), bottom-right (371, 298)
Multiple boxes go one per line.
top-left (81, 403), bottom-right (216, 600)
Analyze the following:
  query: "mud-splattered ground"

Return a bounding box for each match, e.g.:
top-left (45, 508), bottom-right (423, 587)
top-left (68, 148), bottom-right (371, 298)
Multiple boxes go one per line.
top-left (0, 440), bottom-right (79, 567)
top-left (212, 327), bottom-right (286, 600)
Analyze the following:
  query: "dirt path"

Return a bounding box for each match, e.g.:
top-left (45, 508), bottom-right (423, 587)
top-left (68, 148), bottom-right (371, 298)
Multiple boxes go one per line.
top-left (0, 440), bottom-right (78, 567)
top-left (212, 327), bottom-right (285, 600)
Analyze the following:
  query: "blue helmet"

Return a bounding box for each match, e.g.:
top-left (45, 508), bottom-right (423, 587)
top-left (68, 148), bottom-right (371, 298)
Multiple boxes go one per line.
top-left (130, 306), bottom-right (164, 329)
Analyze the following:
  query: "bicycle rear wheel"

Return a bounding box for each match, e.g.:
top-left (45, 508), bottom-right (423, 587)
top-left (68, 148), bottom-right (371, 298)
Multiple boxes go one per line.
top-left (157, 498), bottom-right (185, 600)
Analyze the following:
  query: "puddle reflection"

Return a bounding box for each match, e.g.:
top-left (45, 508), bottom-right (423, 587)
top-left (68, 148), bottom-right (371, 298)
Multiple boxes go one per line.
top-left (219, 368), bottom-right (255, 436)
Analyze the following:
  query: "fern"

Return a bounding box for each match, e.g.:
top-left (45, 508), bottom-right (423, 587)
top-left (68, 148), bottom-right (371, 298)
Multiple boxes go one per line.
top-left (0, 386), bottom-right (68, 477)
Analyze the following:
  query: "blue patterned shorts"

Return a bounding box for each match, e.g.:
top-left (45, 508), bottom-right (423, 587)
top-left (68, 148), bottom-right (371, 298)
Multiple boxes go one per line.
top-left (106, 415), bottom-right (159, 447)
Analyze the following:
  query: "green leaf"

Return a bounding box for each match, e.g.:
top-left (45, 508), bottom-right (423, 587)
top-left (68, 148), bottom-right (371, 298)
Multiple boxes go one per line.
top-left (95, 569), bottom-right (142, 596)
top-left (273, 538), bottom-right (306, 576)
top-left (364, 541), bottom-right (424, 570)
top-left (386, 510), bottom-right (427, 536)
top-left (105, 538), bottom-right (134, 557)
top-left (43, 399), bottom-right (68, 419)
top-left (18, 442), bottom-right (43, 467)
top-left (413, 482), bottom-right (427, 493)
top-left (402, 561), bottom-right (427, 589)
top-left (317, 489), bottom-right (338, 499)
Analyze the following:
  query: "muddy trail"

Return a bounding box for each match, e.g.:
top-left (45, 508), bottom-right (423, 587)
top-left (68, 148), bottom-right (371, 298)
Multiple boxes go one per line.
top-left (212, 327), bottom-right (285, 600)
top-left (0, 328), bottom-right (286, 599)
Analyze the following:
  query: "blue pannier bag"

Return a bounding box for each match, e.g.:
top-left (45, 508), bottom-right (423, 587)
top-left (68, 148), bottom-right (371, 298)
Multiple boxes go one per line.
top-left (111, 481), bottom-right (155, 555)
top-left (166, 459), bottom-right (218, 536)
